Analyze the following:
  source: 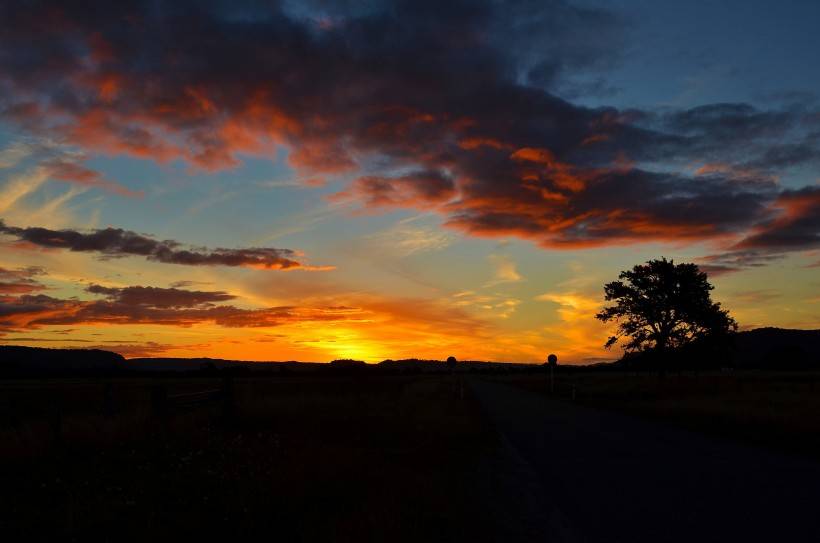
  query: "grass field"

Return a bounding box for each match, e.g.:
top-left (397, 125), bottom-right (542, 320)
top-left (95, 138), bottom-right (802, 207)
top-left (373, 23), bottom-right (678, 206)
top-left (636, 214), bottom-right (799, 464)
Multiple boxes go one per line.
top-left (492, 369), bottom-right (820, 458)
top-left (6, 368), bottom-right (820, 539)
top-left (0, 375), bottom-right (498, 541)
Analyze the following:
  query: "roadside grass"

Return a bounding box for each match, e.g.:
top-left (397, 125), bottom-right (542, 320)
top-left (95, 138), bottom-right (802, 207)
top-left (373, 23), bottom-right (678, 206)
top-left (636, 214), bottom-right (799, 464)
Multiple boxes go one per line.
top-left (491, 370), bottom-right (820, 458)
top-left (0, 375), bottom-right (497, 541)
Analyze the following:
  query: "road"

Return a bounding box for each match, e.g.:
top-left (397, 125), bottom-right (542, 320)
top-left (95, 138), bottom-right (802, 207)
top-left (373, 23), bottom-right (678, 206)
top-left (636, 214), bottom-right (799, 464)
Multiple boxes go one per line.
top-left (470, 379), bottom-right (820, 543)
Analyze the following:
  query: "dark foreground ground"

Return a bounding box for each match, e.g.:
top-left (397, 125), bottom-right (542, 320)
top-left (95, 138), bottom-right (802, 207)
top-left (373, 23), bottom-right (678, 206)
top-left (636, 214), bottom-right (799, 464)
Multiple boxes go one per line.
top-left (2, 372), bottom-right (820, 541)
top-left (0, 375), bottom-right (499, 541)
top-left (472, 378), bottom-right (820, 542)
top-left (492, 370), bottom-right (820, 457)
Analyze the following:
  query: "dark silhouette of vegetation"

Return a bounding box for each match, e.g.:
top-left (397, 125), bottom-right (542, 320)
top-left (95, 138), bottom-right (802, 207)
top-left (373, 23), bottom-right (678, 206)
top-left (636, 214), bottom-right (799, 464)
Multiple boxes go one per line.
top-left (324, 359), bottom-right (368, 375)
top-left (328, 359), bottom-right (367, 367)
top-left (596, 258), bottom-right (737, 370)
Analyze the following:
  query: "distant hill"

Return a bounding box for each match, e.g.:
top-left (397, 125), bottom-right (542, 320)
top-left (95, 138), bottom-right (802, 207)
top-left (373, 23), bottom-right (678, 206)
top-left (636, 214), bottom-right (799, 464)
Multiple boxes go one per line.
top-left (733, 327), bottom-right (820, 369)
top-left (124, 357), bottom-right (321, 373)
top-left (613, 327), bottom-right (820, 371)
top-left (0, 348), bottom-right (323, 376)
top-left (126, 357), bottom-right (528, 373)
top-left (0, 347), bottom-right (532, 377)
top-left (0, 346), bottom-right (125, 376)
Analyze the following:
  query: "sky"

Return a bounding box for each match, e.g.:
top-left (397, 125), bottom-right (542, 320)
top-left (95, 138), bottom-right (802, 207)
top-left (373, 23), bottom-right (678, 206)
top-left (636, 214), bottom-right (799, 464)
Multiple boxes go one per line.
top-left (0, 0), bottom-right (818, 363)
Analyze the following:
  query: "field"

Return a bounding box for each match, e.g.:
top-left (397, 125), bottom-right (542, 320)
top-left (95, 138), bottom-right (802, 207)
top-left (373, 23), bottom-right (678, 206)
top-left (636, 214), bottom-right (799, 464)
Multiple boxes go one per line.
top-left (0, 374), bottom-right (498, 541)
top-left (5, 367), bottom-right (820, 540)
top-left (492, 369), bottom-right (820, 458)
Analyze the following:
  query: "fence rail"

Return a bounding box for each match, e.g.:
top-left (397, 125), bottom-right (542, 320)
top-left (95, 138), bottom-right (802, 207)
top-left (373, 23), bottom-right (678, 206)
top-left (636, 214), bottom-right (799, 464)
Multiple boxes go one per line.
top-left (151, 377), bottom-right (235, 422)
top-left (160, 388), bottom-right (222, 409)
top-left (0, 377), bottom-right (239, 450)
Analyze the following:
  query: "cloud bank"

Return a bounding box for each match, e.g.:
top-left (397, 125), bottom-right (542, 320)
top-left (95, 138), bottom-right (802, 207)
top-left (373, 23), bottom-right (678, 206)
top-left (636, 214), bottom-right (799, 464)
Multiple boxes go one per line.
top-left (0, 0), bottom-right (817, 269)
top-left (0, 283), bottom-right (363, 331)
top-left (0, 220), bottom-right (329, 270)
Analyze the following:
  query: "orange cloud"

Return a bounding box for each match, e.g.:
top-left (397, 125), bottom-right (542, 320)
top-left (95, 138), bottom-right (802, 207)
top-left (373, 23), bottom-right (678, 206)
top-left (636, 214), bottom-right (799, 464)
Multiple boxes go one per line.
top-left (511, 147), bottom-right (588, 192)
top-left (332, 170), bottom-right (457, 208)
top-left (458, 137), bottom-right (511, 150)
top-left (0, 288), bottom-right (369, 331)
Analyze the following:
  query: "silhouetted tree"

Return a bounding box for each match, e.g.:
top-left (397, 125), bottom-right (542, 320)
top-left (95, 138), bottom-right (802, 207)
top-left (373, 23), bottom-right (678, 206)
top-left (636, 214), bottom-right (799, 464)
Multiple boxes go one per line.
top-left (595, 258), bottom-right (737, 363)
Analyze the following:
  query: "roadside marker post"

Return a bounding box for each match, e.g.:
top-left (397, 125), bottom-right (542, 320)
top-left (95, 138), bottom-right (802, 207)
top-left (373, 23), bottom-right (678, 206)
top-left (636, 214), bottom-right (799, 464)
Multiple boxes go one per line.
top-left (446, 356), bottom-right (461, 399)
top-left (547, 353), bottom-right (558, 395)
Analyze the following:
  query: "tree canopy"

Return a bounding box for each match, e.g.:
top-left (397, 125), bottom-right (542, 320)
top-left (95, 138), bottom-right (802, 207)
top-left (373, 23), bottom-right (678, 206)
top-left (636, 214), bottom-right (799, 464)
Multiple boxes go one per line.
top-left (595, 258), bottom-right (737, 354)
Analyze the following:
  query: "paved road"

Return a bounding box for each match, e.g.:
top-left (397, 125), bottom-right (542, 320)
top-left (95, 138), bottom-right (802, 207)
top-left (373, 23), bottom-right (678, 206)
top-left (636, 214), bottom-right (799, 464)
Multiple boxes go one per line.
top-left (470, 379), bottom-right (820, 543)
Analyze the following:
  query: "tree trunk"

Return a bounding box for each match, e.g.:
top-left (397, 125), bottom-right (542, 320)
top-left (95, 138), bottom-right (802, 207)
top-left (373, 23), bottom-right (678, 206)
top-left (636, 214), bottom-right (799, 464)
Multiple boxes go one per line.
top-left (655, 342), bottom-right (668, 378)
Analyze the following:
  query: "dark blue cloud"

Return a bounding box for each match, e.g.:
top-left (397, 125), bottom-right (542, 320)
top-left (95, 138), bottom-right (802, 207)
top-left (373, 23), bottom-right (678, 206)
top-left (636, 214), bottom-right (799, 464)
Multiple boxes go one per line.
top-left (0, 0), bottom-right (817, 260)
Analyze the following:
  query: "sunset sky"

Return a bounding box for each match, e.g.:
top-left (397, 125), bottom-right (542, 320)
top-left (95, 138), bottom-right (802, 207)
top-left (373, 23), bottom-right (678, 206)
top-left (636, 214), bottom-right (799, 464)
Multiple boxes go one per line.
top-left (1, 0), bottom-right (818, 363)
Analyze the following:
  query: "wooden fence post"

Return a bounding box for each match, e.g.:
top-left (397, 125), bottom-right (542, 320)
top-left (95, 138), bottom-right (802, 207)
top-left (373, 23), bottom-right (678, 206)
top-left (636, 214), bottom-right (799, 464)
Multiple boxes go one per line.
top-left (549, 364), bottom-right (554, 395)
top-left (151, 385), bottom-right (168, 417)
top-left (48, 396), bottom-right (63, 450)
top-left (221, 376), bottom-right (235, 424)
top-left (103, 383), bottom-right (115, 418)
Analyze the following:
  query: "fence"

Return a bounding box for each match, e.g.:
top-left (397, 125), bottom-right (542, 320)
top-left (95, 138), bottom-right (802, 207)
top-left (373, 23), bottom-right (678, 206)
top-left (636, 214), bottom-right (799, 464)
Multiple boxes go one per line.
top-left (150, 376), bottom-right (235, 421)
top-left (0, 376), bottom-right (238, 453)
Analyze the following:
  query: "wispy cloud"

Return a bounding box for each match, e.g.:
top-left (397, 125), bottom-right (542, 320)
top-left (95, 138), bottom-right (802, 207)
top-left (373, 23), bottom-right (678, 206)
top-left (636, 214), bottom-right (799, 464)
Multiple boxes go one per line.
top-left (484, 253), bottom-right (524, 287)
top-left (535, 290), bottom-right (611, 360)
top-left (452, 290), bottom-right (521, 319)
top-left (0, 140), bottom-right (37, 169)
top-left (365, 216), bottom-right (453, 257)
top-left (0, 167), bottom-right (50, 216)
